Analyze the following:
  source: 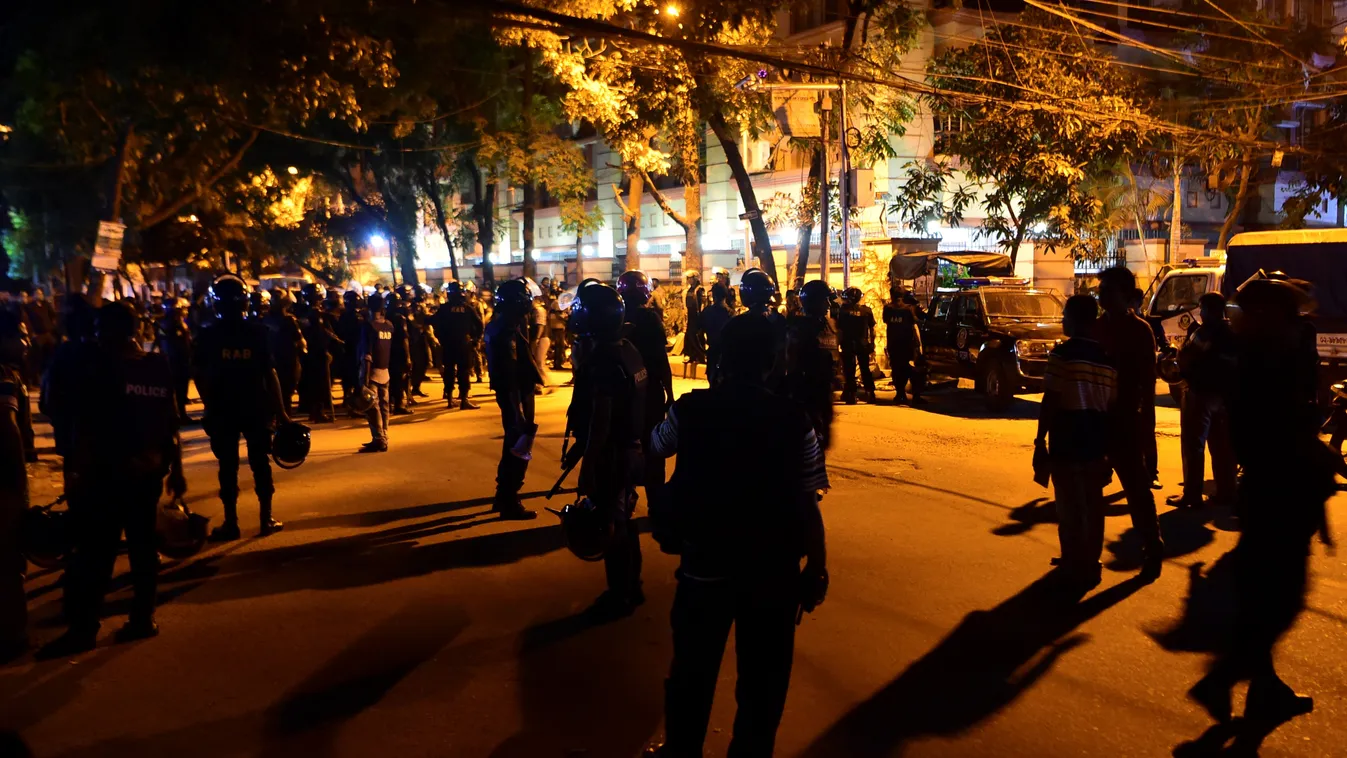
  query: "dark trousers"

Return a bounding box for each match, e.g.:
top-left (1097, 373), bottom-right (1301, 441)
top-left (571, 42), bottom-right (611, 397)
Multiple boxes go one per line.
top-left (302, 354), bottom-right (334, 420)
top-left (494, 390), bottom-right (535, 499)
top-left (64, 477), bottom-right (163, 631)
top-left (365, 381), bottom-right (390, 444)
top-left (1, 488), bottom-right (26, 646)
top-left (411, 351), bottom-right (429, 395)
top-left (390, 360), bottom-right (410, 411)
top-left (663, 574), bottom-right (799, 758)
top-left (1180, 391), bottom-right (1237, 503)
top-left (1108, 416), bottom-right (1162, 551)
top-left (549, 329), bottom-right (568, 370)
top-left (340, 357), bottom-right (359, 408)
top-left (888, 346), bottom-right (923, 400)
top-left (172, 372), bottom-right (190, 420)
top-left (1052, 459), bottom-right (1108, 575)
top-left (604, 492), bottom-right (643, 599)
top-left (841, 349), bottom-right (875, 401)
top-left (208, 424), bottom-right (274, 522)
top-left (441, 351), bottom-right (471, 401)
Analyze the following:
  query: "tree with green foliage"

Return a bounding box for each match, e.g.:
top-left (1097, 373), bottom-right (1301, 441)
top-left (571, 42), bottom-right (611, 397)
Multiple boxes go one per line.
top-left (924, 10), bottom-right (1149, 265)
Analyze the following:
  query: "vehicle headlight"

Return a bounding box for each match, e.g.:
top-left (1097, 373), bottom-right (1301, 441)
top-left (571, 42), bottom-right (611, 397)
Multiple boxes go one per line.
top-left (1017, 339), bottom-right (1054, 359)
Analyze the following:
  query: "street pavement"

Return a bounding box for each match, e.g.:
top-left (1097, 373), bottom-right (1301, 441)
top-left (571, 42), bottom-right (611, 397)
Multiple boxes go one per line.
top-left (4, 370), bottom-right (1347, 758)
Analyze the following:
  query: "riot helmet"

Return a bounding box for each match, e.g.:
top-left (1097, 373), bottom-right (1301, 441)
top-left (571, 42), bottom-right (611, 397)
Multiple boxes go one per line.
top-left (207, 274), bottom-right (249, 320)
top-left (739, 268), bottom-right (775, 310)
top-left (616, 270), bottom-right (653, 308)
top-left (570, 281), bottom-right (626, 341)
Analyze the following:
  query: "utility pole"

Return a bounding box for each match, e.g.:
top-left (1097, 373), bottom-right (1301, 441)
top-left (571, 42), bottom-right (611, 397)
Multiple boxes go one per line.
top-left (839, 78), bottom-right (851, 290)
top-left (820, 92), bottom-right (832, 283)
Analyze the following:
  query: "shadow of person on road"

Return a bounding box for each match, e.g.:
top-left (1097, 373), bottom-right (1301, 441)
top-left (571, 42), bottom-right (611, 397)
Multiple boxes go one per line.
top-left (797, 572), bottom-right (1148, 758)
top-left (484, 596), bottom-right (670, 758)
top-left (901, 387), bottom-right (1042, 421)
top-left (1105, 502), bottom-right (1231, 572)
top-left (31, 601), bottom-right (472, 758)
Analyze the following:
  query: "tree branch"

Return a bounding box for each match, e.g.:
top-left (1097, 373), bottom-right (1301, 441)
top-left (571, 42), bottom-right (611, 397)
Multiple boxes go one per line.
top-left (640, 169), bottom-right (688, 230)
top-left (141, 129), bottom-right (259, 229)
top-left (611, 183), bottom-right (632, 218)
top-left (334, 163), bottom-right (385, 220)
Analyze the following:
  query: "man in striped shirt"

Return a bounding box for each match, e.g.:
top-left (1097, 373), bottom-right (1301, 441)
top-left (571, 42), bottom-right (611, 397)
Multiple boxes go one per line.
top-left (646, 313), bottom-right (828, 758)
top-left (1036, 295), bottom-right (1117, 592)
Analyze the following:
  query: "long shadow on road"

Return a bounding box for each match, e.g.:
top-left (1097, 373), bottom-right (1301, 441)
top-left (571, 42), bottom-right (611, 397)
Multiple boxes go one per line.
top-left (798, 572), bottom-right (1148, 758)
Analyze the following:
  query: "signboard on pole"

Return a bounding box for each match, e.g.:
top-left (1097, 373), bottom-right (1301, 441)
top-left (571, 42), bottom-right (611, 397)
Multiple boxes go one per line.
top-left (738, 210), bottom-right (761, 221)
top-left (91, 220), bottom-right (126, 272)
top-left (771, 90), bottom-right (820, 138)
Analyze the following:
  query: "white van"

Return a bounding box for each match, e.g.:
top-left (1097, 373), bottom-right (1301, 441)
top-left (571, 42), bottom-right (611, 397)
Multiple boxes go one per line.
top-left (1144, 229), bottom-right (1347, 401)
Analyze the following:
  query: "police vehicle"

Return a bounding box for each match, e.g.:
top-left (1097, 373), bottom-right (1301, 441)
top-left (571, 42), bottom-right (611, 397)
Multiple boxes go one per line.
top-left (920, 278), bottom-right (1065, 410)
top-left (1143, 229), bottom-right (1347, 404)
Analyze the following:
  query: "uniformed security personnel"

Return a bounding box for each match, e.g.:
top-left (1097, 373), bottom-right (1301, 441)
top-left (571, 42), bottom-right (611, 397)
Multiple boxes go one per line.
top-left (565, 282), bottom-right (650, 616)
top-left (739, 268), bottom-right (787, 391)
top-left (882, 286), bottom-right (926, 404)
top-left (41, 300), bottom-right (186, 657)
top-left (786, 280), bottom-right (840, 450)
top-left (263, 289), bottom-right (305, 415)
top-left (405, 289), bottom-right (433, 401)
top-left (699, 283), bottom-right (733, 387)
top-left (837, 287), bottom-right (877, 404)
top-left (43, 296), bottom-right (96, 461)
top-left (0, 311), bottom-right (29, 661)
top-left (617, 271), bottom-right (674, 494)
top-left (154, 300), bottom-right (194, 423)
top-left (296, 283), bottom-right (340, 423)
top-left (645, 313), bottom-right (829, 758)
top-left (194, 274), bottom-right (290, 540)
top-left (485, 279), bottom-right (543, 520)
top-left (429, 281), bottom-right (483, 410)
top-left (387, 288), bottom-right (414, 415)
top-left (358, 292), bottom-right (395, 452)
top-left (338, 290), bottom-right (365, 413)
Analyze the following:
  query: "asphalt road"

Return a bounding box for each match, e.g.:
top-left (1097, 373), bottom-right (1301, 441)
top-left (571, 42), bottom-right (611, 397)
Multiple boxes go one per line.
top-left (4, 371), bottom-right (1347, 758)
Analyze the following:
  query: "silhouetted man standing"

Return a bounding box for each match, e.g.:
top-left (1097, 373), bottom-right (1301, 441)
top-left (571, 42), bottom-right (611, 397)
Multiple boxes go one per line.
top-left (1095, 266), bottom-right (1164, 579)
top-left (1188, 277), bottom-right (1328, 727)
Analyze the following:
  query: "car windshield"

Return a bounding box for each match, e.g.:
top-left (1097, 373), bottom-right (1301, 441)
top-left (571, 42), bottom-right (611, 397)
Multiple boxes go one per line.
top-left (982, 291), bottom-right (1063, 320)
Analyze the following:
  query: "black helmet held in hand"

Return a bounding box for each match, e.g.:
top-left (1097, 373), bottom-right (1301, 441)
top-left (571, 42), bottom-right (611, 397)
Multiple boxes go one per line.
top-left (207, 274), bottom-right (249, 320)
top-left (272, 421), bottom-right (312, 470)
top-left (739, 267), bottom-right (775, 310)
top-left (616, 270), bottom-right (653, 308)
top-left (552, 497), bottom-right (614, 562)
top-left (21, 499), bottom-right (72, 569)
top-left (569, 281), bottom-right (626, 341)
top-left (494, 279), bottom-right (533, 317)
top-left (799, 280), bottom-right (834, 318)
top-left (349, 385), bottom-right (377, 414)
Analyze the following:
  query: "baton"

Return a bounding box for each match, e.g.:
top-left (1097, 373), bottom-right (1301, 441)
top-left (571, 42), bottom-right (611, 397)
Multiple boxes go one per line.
top-left (546, 458), bottom-right (581, 500)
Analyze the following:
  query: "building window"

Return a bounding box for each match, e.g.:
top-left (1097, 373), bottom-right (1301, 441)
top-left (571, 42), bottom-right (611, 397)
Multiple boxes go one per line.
top-left (1186, 191), bottom-right (1199, 208)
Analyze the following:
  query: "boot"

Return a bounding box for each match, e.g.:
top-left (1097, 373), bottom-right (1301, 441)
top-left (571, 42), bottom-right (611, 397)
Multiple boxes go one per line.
top-left (209, 519), bottom-right (241, 542)
top-left (259, 500), bottom-right (284, 536)
top-left (459, 398), bottom-right (480, 410)
top-left (493, 495), bottom-right (537, 520)
top-left (114, 616), bottom-right (159, 643)
top-left (1245, 676), bottom-right (1313, 722)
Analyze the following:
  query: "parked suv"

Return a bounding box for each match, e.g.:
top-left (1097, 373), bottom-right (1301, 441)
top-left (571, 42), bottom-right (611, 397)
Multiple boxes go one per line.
top-left (921, 285), bottom-right (1065, 410)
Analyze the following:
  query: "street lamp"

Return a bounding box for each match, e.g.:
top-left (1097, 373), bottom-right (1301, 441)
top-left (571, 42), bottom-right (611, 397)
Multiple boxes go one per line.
top-left (665, 3), bottom-right (680, 18)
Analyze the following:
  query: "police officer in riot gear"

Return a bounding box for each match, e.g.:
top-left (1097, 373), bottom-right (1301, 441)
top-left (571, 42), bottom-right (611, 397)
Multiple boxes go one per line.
top-left (0, 311), bottom-right (29, 660)
top-left (645, 313), bottom-right (829, 758)
top-left (837, 286), bottom-right (877, 404)
top-left (154, 299), bottom-right (194, 422)
top-left (617, 271), bottom-right (674, 495)
top-left (430, 281), bottom-right (483, 410)
top-left (739, 267), bottom-right (787, 390)
top-left (263, 288), bottom-right (305, 415)
top-left (42, 300), bottom-right (186, 657)
top-left (296, 282), bottom-right (340, 423)
top-left (564, 282), bottom-right (650, 616)
top-left (387, 287), bottom-right (414, 415)
top-left (194, 274), bottom-right (290, 540)
top-left (357, 292), bottom-right (395, 452)
top-left (786, 280), bottom-right (840, 450)
top-left (485, 279), bottom-right (543, 520)
top-left (883, 286), bottom-right (926, 404)
top-left (338, 290), bottom-right (365, 412)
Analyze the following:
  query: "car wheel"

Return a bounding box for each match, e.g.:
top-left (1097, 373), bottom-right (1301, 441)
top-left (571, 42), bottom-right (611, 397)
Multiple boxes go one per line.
top-left (981, 359), bottom-right (1015, 412)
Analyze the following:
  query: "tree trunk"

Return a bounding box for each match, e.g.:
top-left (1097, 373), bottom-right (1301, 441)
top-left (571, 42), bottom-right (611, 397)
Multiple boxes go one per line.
top-left (479, 181), bottom-right (497, 287)
top-left (1217, 156), bottom-right (1254, 250)
top-left (794, 148), bottom-right (822, 283)
top-left (625, 169), bottom-right (644, 271)
top-left (1008, 225), bottom-right (1026, 271)
top-left (707, 111), bottom-right (776, 283)
top-left (682, 180), bottom-right (703, 280)
top-left (421, 170), bottom-right (460, 282)
top-left (522, 182), bottom-right (536, 279)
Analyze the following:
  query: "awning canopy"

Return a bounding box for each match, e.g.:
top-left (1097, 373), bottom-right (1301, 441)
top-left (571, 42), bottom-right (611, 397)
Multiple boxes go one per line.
top-left (889, 250), bottom-right (1014, 280)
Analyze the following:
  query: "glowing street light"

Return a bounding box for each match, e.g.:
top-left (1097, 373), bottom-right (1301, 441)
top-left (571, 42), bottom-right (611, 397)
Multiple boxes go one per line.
top-left (287, 166), bottom-right (299, 176)
top-left (665, 3), bottom-right (680, 17)
top-left (636, 239), bottom-right (650, 253)
top-left (369, 233), bottom-right (387, 247)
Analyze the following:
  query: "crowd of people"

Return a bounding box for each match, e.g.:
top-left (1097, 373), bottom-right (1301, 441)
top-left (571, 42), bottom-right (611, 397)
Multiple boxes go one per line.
top-left (0, 261), bottom-right (1338, 752)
